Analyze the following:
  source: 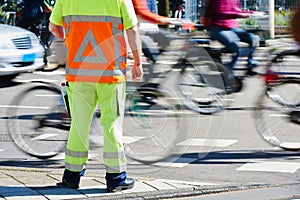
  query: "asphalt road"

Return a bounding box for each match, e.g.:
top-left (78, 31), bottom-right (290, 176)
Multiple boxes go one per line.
top-left (0, 63), bottom-right (299, 196)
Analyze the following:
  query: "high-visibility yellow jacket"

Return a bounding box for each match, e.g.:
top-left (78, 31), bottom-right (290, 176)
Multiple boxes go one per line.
top-left (50, 0), bottom-right (138, 83)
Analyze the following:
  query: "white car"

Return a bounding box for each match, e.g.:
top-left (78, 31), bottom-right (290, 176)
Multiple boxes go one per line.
top-left (0, 24), bottom-right (45, 79)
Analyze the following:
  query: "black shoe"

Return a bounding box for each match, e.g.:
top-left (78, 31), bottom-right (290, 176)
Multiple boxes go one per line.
top-left (56, 178), bottom-right (79, 189)
top-left (56, 169), bottom-right (81, 189)
top-left (106, 178), bottom-right (135, 192)
top-left (246, 69), bottom-right (258, 77)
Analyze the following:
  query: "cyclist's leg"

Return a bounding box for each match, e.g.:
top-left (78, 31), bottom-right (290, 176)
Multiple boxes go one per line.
top-left (232, 27), bottom-right (260, 66)
top-left (37, 12), bottom-right (50, 44)
top-left (16, 17), bottom-right (35, 29)
top-left (210, 26), bottom-right (240, 70)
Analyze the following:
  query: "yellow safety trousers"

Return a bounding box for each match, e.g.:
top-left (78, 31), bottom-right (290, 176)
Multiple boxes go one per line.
top-left (65, 82), bottom-right (127, 173)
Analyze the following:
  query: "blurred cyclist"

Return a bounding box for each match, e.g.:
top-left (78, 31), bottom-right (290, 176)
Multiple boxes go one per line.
top-left (205, 0), bottom-right (260, 76)
top-left (16, 0), bottom-right (51, 29)
top-left (146, 0), bottom-right (158, 14)
top-left (132, 0), bottom-right (180, 25)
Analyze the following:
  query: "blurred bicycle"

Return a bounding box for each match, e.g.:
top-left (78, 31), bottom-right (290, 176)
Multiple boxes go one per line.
top-left (126, 28), bottom-right (300, 164)
top-left (6, 81), bottom-right (103, 159)
top-left (8, 27), bottom-right (299, 166)
top-left (6, 27), bottom-right (227, 164)
top-left (253, 42), bottom-right (300, 151)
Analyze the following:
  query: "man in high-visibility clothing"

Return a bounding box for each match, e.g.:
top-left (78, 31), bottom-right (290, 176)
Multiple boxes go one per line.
top-left (48, 0), bottom-right (143, 192)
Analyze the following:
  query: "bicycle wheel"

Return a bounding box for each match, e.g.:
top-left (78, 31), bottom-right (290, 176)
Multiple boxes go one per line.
top-left (264, 49), bottom-right (300, 83)
top-left (7, 83), bottom-right (69, 159)
top-left (178, 60), bottom-right (234, 114)
top-left (123, 84), bottom-right (184, 164)
top-left (254, 78), bottom-right (300, 150)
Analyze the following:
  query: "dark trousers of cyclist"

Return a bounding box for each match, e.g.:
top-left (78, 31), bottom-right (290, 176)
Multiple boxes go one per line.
top-left (17, 12), bottom-right (50, 65)
top-left (210, 26), bottom-right (260, 71)
top-left (16, 13), bottom-right (45, 29)
top-left (17, 17), bottom-right (36, 29)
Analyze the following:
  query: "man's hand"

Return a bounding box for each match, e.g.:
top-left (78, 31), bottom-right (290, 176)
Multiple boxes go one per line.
top-left (131, 64), bottom-right (143, 81)
top-left (126, 25), bottom-right (143, 81)
top-left (159, 17), bottom-right (181, 25)
top-left (49, 22), bottom-right (64, 39)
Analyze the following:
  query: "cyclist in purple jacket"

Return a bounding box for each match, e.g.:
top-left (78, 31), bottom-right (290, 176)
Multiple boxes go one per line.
top-left (207, 0), bottom-right (260, 76)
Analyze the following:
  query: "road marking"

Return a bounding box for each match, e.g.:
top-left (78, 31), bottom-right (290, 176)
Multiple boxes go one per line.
top-left (89, 135), bottom-right (144, 144)
top-left (15, 78), bottom-right (59, 83)
top-left (129, 157), bottom-right (197, 168)
top-left (236, 161), bottom-right (300, 173)
top-left (34, 70), bottom-right (65, 75)
top-left (154, 157), bottom-right (198, 168)
top-left (31, 134), bottom-right (60, 141)
top-left (0, 105), bottom-right (50, 109)
top-left (0, 149), bottom-right (3, 152)
top-left (177, 138), bottom-right (237, 148)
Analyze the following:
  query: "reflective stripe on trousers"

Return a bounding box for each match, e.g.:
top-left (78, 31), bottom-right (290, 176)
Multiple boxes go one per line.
top-left (65, 82), bottom-right (127, 173)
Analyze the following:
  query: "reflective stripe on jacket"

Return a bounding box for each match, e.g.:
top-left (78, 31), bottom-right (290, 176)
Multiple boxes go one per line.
top-left (64, 15), bottom-right (127, 83)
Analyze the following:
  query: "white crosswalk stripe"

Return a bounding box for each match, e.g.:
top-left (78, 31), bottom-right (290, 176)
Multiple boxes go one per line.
top-left (177, 138), bottom-right (237, 148)
top-left (2, 134), bottom-right (300, 173)
top-left (236, 161), bottom-right (300, 173)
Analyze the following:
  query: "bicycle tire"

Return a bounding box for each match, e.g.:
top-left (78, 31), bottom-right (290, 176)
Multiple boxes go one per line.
top-left (123, 84), bottom-right (184, 165)
top-left (7, 83), bottom-right (69, 159)
top-left (264, 49), bottom-right (300, 83)
top-left (178, 60), bottom-right (234, 114)
top-left (254, 78), bottom-right (300, 150)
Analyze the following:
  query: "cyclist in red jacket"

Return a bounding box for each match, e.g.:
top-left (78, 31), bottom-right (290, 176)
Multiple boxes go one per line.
top-left (132, 0), bottom-right (180, 24)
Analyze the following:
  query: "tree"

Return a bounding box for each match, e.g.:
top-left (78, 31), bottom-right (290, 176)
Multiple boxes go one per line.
top-left (158, 0), bottom-right (170, 28)
top-left (158, 0), bottom-right (170, 17)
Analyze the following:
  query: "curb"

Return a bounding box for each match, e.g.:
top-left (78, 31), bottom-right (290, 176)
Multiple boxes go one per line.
top-left (0, 166), bottom-right (278, 200)
top-left (85, 184), bottom-right (277, 200)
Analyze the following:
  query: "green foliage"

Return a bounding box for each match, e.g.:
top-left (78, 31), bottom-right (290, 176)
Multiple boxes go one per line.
top-left (239, 9), bottom-right (293, 29)
top-left (274, 9), bottom-right (292, 26)
top-left (239, 18), bottom-right (259, 28)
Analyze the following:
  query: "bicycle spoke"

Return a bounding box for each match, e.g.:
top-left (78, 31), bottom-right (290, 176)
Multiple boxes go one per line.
top-left (254, 79), bottom-right (300, 150)
top-left (7, 84), bottom-right (69, 159)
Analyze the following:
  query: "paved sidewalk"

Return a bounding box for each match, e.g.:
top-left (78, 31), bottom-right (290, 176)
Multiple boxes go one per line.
top-left (1, 166), bottom-right (298, 200)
